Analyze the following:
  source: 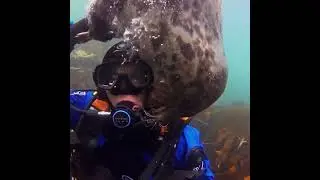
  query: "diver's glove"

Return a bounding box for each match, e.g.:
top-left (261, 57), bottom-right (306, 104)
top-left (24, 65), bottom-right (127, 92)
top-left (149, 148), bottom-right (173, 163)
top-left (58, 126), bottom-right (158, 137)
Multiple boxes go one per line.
top-left (183, 148), bottom-right (209, 179)
top-left (165, 148), bottom-right (210, 180)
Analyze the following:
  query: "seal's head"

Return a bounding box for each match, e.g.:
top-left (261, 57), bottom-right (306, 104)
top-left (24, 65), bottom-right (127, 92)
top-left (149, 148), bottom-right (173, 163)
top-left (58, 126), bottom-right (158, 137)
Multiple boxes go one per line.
top-left (87, 0), bottom-right (227, 119)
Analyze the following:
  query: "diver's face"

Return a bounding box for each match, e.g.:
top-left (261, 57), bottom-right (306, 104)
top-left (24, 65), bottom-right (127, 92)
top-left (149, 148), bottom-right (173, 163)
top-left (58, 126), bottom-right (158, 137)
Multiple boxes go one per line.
top-left (106, 91), bottom-right (146, 109)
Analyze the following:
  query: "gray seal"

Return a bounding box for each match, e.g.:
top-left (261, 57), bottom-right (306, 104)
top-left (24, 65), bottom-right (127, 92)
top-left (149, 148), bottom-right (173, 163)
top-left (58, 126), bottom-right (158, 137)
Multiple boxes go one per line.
top-left (85, 0), bottom-right (228, 119)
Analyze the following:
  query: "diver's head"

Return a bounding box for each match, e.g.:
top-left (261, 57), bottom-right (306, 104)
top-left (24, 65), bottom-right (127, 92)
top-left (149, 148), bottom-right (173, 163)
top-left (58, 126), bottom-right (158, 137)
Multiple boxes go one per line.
top-left (93, 41), bottom-right (158, 137)
top-left (93, 41), bottom-right (154, 110)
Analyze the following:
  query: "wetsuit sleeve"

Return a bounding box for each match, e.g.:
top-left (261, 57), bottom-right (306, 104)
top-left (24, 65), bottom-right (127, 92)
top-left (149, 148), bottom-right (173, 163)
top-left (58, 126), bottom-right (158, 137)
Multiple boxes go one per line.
top-left (175, 125), bottom-right (215, 180)
top-left (70, 90), bottom-right (95, 129)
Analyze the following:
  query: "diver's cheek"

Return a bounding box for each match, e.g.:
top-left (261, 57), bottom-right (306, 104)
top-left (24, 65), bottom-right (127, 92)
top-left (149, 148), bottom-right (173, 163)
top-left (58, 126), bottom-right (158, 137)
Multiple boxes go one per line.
top-left (106, 92), bottom-right (117, 106)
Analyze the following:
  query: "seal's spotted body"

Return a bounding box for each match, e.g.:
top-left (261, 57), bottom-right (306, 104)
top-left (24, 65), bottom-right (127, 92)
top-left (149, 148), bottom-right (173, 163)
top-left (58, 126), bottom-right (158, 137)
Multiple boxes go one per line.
top-left (87, 0), bottom-right (227, 118)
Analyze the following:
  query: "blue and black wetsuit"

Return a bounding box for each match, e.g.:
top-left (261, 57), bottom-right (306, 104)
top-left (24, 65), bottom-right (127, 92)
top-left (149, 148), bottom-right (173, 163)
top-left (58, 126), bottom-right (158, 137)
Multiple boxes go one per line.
top-left (70, 90), bottom-right (215, 180)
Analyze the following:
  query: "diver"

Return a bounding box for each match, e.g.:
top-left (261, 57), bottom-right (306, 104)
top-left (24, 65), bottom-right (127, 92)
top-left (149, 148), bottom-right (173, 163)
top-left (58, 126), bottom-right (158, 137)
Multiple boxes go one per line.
top-left (70, 22), bottom-right (215, 180)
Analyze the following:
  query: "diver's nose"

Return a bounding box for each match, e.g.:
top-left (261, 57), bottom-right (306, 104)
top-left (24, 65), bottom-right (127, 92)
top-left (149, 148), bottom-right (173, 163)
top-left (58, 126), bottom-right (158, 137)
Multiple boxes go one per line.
top-left (119, 79), bottom-right (127, 91)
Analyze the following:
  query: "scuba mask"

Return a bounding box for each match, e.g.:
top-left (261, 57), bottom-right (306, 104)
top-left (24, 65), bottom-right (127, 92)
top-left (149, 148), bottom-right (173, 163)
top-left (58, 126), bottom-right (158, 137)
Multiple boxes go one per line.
top-left (93, 40), bottom-right (154, 96)
top-left (93, 60), bottom-right (154, 95)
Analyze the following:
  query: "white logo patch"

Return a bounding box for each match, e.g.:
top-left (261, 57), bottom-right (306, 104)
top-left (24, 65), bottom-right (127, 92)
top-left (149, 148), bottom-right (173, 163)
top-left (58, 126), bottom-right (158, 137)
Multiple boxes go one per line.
top-left (71, 91), bottom-right (86, 96)
top-left (121, 175), bottom-right (134, 180)
top-left (193, 161), bottom-right (205, 172)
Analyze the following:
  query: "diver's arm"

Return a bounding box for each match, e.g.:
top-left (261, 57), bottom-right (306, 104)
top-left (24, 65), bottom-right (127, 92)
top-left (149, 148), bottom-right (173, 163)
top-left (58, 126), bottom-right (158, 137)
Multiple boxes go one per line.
top-left (175, 125), bottom-right (215, 180)
top-left (70, 18), bottom-right (90, 53)
top-left (70, 90), bottom-right (94, 129)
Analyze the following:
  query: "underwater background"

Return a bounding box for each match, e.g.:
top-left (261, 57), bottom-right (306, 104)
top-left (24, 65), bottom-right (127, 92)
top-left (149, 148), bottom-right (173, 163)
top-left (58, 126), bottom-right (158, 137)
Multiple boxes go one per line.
top-left (70, 0), bottom-right (250, 106)
top-left (70, 1), bottom-right (250, 179)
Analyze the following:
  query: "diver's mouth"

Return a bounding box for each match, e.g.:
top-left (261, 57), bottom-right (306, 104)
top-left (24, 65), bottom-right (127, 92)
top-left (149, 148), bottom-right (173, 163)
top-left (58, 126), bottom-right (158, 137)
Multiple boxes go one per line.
top-left (113, 95), bottom-right (143, 108)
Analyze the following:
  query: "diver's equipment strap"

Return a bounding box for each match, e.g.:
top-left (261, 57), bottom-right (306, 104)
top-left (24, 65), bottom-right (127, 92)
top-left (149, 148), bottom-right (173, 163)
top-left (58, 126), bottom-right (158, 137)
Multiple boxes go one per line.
top-left (70, 129), bottom-right (80, 145)
top-left (165, 169), bottom-right (203, 180)
top-left (139, 117), bottom-right (187, 180)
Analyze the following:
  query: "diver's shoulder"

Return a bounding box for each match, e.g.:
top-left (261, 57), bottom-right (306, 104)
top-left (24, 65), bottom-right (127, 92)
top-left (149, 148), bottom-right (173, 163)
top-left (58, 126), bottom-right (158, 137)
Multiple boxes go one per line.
top-left (70, 90), bottom-right (97, 106)
top-left (179, 124), bottom-right (202, 150)
top-left (70, 90), bottom-right (96, 97)
top-left (183, 124), bottom-right (200, 137)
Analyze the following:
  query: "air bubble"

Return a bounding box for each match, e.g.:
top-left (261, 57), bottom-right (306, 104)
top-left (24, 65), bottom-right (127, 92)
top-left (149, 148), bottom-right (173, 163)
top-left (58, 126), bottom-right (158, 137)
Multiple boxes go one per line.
top-left (151, 35), bottom-right (160, 39)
